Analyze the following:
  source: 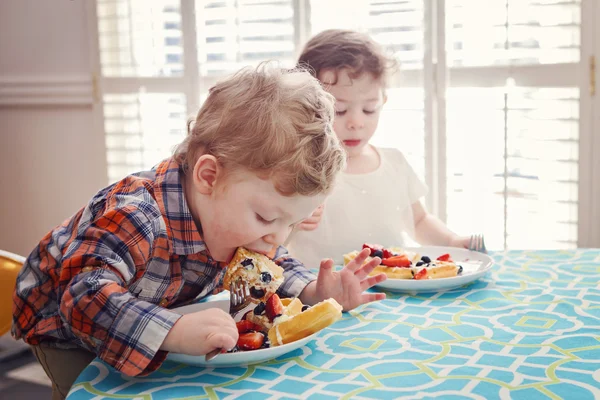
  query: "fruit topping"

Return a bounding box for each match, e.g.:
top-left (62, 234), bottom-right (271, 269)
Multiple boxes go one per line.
top-left (241, 258), bottom-right (254, 269)
top-left (437, 253), bottom-right (452, 262)
top-left (265, 293), bottom-right (284, 322)
top-left (237, 332), bottom-right (265, 351)
top-left (421, 256), bottom-right (431, 263)
top-left (254, 302), bottom-right (266, 315)
top-left (236, 320), bottom-right (263, 334)
top-left (250, 287), bottom-right (266, 299)
top-left (414, 268), bottom-right (428, 280)
top-left (381, 255), bottom-right (412, 268)
top-left (260, 272), bottom-right (272, 283)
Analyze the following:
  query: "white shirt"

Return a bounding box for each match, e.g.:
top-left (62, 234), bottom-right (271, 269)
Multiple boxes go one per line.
top-left (288, 147), bottom-right (428, 269)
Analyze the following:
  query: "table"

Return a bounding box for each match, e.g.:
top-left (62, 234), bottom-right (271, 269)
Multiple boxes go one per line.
top-left (67, 250), bottom-right (600, 399)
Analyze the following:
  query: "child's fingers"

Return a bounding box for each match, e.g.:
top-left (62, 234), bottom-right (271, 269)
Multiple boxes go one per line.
top-left (207, 332), bottom-right (238, 352)
top-left (353, 256), bottom-right (381, 280)
top-left (359, 273), bottom-right (387, 291)
top-left (360, 292), bottom-right (386, 304)
top-left (299, 221), bottom-right (319, 231)
top-left (346, 248), bottom-right (372, 272)
top-left (317, 258), bottom-right (334, 282)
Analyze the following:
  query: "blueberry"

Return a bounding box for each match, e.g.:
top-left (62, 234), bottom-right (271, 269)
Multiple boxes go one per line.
top-left (301, 305), bottom-right (310, 312)
top-left (250, 287), bottom-right (265, 299)
top-left (421, 256), bottom-right (431, 263)
top-left (457, 265), bottom-right (463, 275)
top-left (416, 261), bottom-right (424, 267)
top-left (261, 272), bottom-right (272, 283)
top-left (228, 346), bottom-right (239, 353)
top-left (262, 336), bottom-right (270, 348)
top-left (373, 250), bottom-right (383, 258)
top-left (241, 258), bottom-right (254, 269)
top-left (254, 302), bottom-right (266, 315)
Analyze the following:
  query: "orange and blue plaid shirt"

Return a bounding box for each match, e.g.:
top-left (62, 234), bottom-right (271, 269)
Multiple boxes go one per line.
top-left (12, 158), bottom-right (316, 376)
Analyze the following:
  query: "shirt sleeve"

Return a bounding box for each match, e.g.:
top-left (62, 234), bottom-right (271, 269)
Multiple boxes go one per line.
top-left (59, 205), bottom-right (181, 376)
top-left (272, 246), bottom-right (316, 298)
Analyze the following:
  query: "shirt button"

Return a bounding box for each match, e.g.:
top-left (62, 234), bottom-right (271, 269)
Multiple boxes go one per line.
top-left (82, 266), bottom-right (94, 273)
top-left (159, 298), bottom-right (168, 307)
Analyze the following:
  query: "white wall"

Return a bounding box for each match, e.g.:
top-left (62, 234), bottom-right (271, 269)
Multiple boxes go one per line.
top-left (0, 0), bottom-right (107, 257)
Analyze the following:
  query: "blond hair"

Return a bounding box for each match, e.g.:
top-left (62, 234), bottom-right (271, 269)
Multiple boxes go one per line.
top-left (297, 29), bottom-right (396, 85)
top-left (174, 63), bottom-right (346, 196)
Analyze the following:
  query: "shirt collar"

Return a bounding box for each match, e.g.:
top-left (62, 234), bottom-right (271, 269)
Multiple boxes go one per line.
top-left (153, 158), bottom-right (209, 256)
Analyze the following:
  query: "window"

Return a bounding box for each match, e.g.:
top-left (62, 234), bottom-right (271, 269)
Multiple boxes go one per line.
top-left (91, 0), bottom-right (596, 249)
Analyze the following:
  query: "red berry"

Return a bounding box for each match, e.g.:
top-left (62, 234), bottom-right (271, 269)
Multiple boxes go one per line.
top-left (236, 320), bottom-right (263, 334)
top-left (414, 269), bottom-right (428, 280)
top-left (437, 253), bottom-right (452, 262)
top-left (382, 248), bottom-right (395, 259)
top-left (362, 243), bottom-right (383, 256)
top-left (265, 293), bottom-right (284, 322)
top-left (381, 255), bottom-right (412, 268)
top-left (237, 332), bottom-right (264, 350)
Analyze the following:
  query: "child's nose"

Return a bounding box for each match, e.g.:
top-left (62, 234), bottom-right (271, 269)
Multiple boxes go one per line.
top-left (263, 227), bottom-right (290, 247)
top-left (346, 112), bottom-right (364, 130)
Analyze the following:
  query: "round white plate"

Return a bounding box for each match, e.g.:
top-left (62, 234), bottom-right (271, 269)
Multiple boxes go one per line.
top-left (166, 298), bottom-right (318, 368)
top-left (373, 246), bottom-right (494, 293)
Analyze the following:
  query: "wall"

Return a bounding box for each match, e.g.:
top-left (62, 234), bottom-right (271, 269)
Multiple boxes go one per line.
top-left (0, 0), bottom-right (107, 257)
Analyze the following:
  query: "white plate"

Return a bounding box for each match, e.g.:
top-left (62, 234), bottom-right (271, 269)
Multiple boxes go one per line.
top-left (166, 297), bottom-right (318, 368)
top-left (373, 246), bottom-right (494, 293)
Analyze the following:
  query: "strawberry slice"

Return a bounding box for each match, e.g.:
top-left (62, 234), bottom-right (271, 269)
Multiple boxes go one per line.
top-left (381, 255), bottom-right (411, 268)
top-left (237, 332), bottom-right (264, 351)
top-left (236, 320), bottom-right (263, 334)
top-left (265, 293), bottom-right (284, 322)
top-left (362, 243), bottom-right (383, 251)
top-left (436, 253), bottom-right (452, 262)
top-left (382, 248), bottom-right (395, 259)
top-left (414, 268), bottom-right (428, 280)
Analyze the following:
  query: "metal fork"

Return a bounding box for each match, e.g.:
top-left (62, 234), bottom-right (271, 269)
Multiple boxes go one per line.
top-left (204, 279), bottom-right (251, 361)
top-left (468, 233), bottom-right (488, 254)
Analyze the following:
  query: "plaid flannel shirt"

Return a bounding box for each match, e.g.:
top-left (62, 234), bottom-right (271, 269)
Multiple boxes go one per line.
top-left (12, 158), bottom-right (316, 376)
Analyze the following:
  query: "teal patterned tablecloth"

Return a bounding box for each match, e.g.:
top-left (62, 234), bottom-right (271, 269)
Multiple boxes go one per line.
top-left (67, 250), bottom-right (600, 400)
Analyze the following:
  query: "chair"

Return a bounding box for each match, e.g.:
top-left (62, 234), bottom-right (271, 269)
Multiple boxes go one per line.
top-left (0, 250), bottom-right (29, 361)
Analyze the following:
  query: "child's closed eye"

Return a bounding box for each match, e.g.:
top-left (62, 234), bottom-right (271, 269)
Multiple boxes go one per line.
top-left (363, 109), bottom-right (376, 115)
top-left (256, 214), bottom-right (276, 224)
top-left (335, 110), bottom-right (347, 116)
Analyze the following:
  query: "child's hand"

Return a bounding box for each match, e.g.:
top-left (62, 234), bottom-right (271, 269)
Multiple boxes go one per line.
top-left (162, 308), bottom-right (238, 355)
top-left (298, 204), bottom-right (324, 231)
top-left (309, 248), bottom-right (387, 311)
top-left (448, 235), bottom-right (471, 249)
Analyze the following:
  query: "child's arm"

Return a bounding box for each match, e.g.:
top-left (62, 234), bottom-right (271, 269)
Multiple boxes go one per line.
top-left (57, 205), bottom-right (234, 376)
top-left (412, 200), bottom-right (470, 248)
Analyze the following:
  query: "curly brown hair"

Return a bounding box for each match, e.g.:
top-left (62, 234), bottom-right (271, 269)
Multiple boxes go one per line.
top-left (174, 62), bottom-right (346, 197)
top-left (297, 29), bottom-right (397, 85)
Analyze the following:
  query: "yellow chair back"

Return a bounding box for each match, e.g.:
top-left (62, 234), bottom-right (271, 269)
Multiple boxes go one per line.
top-left (0, 250), bottom-right (25, 337)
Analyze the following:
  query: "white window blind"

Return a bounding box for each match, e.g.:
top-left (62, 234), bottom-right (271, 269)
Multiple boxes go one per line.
top-left (198, 0), bottom-right (296, 76)
top-left (92, 0), bottom-right (594, 250)
top-left (444, 0), bottom-right (582, 249)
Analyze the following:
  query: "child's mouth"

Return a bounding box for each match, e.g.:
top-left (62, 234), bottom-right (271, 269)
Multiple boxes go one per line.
top-left (343, 140), bottom-right (361, 147)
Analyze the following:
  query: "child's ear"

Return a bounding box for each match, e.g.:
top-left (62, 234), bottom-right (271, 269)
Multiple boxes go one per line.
top-left (192, 155), bottom-right (221, 194)
top-left (382, 93), bottom-right (388, 105)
